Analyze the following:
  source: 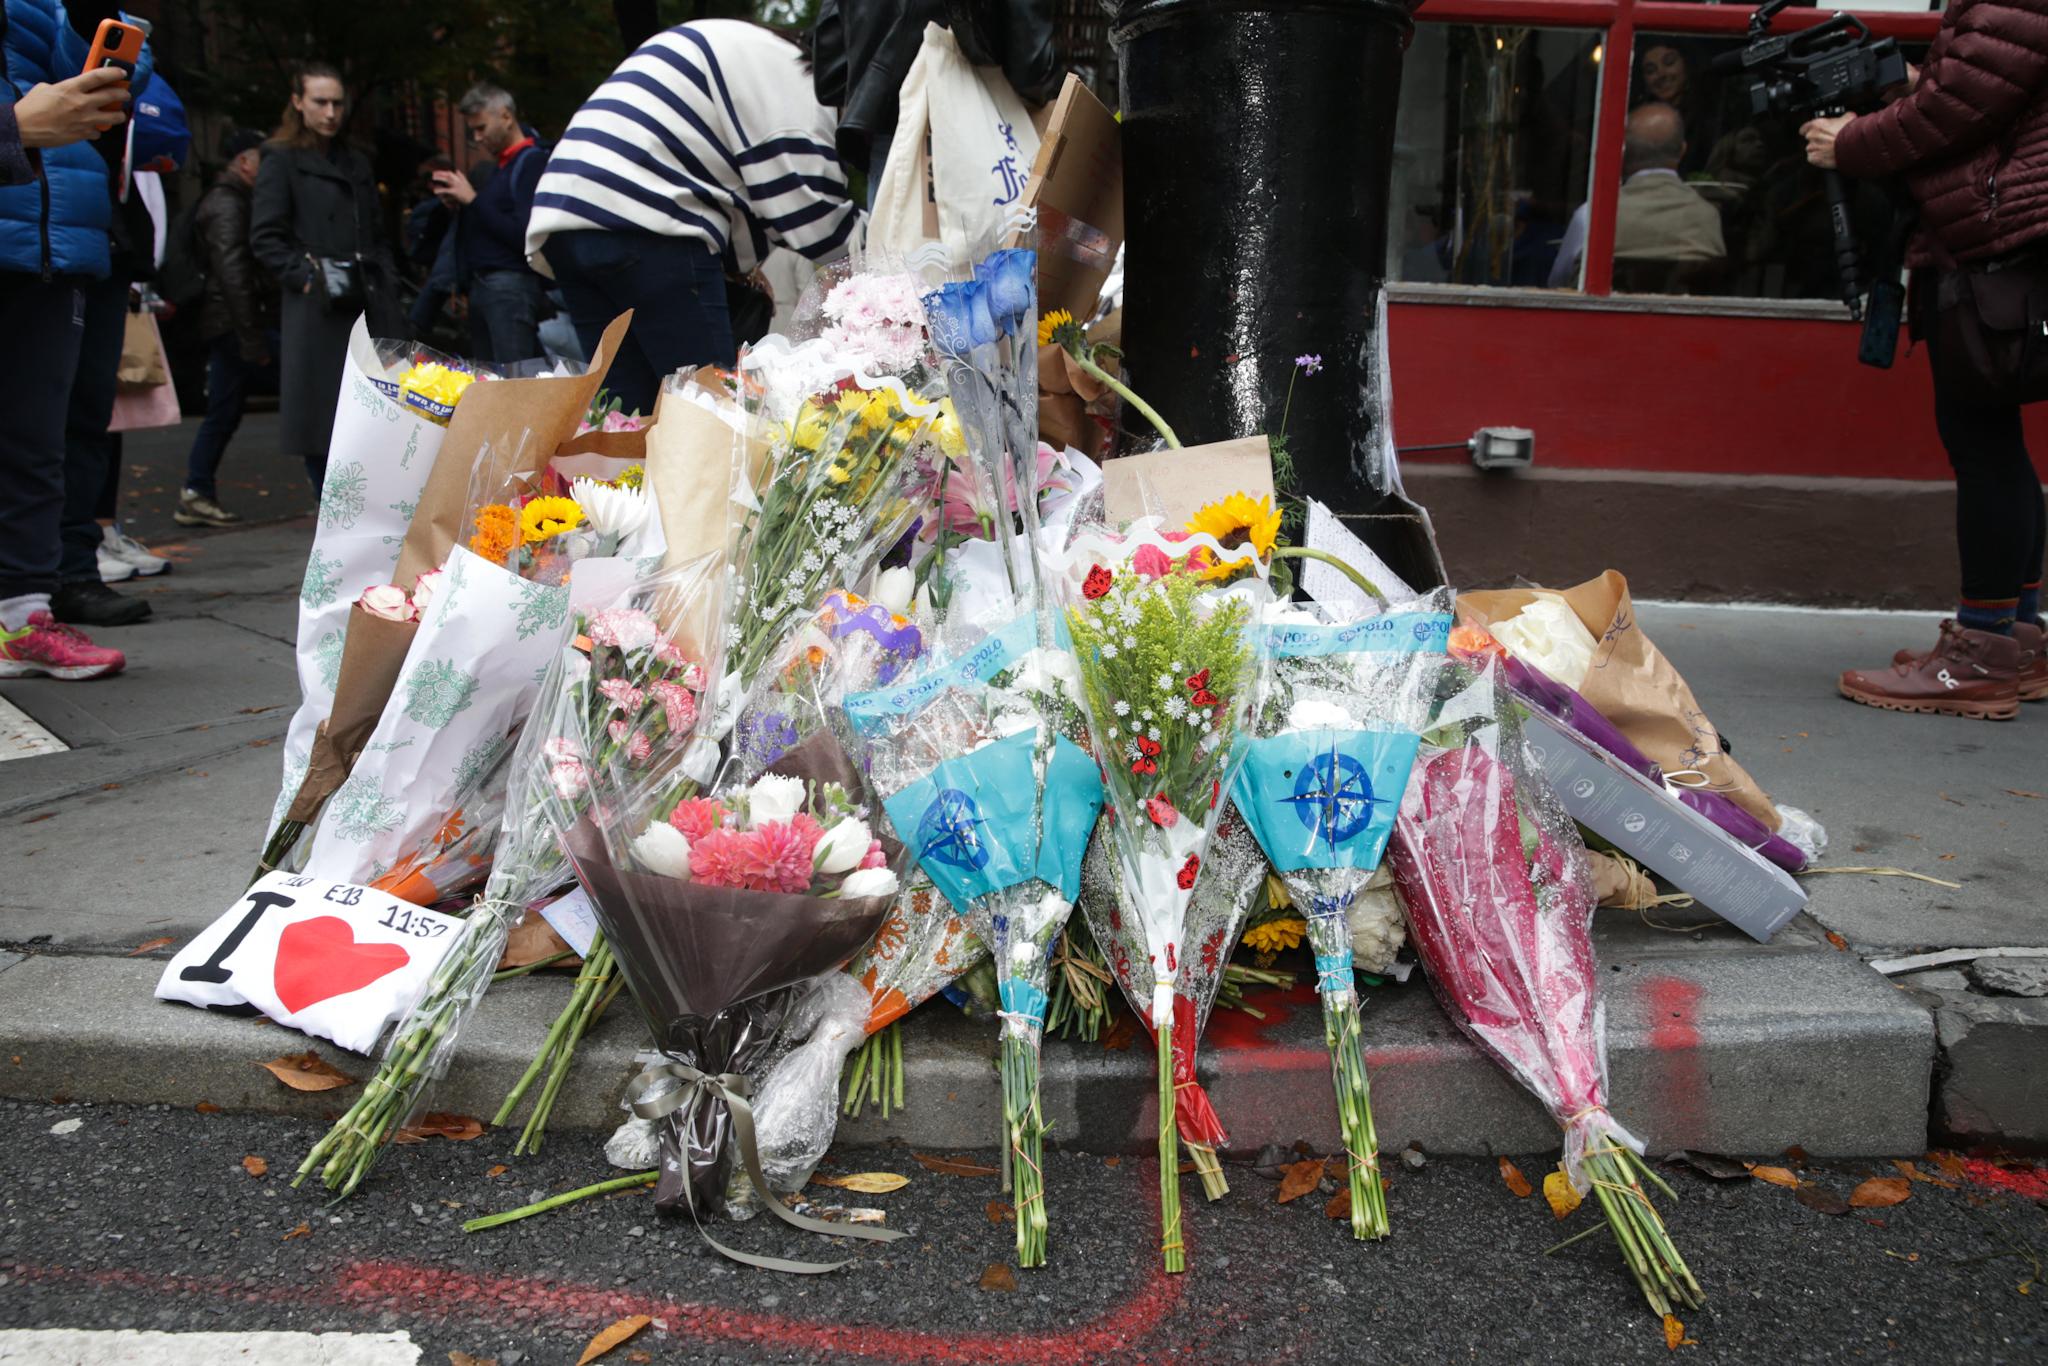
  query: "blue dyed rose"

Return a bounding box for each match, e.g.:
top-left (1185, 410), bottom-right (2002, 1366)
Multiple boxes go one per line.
top-left (921, 280), bottom-right (1000, 357)
top-left (974, 248), bottom-right (1037, 338)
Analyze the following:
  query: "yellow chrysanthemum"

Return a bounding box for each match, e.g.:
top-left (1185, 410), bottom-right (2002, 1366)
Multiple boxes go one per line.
top-left (929, 399), bottom-right (966, 458)
top-left (835, 387), bottom-right (896, 434)
top-left (826, 465), bottom-right (852, 485)
top-left (613, 464), bottom-right (646, 490)
top-left (1037, 308), bottom-right (1076, 348)
top-left (791, 405), bottom-right (834, 451)
top-left (1265, 872), bottom-right (1293, 911)
top-left (519, 495), bottom-right (584, 544)
top-left (1187, 492), bottom-right (1283, 579)
top-left (1242, 917), bottom-right (1307, 955)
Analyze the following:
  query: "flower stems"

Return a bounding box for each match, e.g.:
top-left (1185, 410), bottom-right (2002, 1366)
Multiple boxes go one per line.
top-left (1156, 1014), bottom-right (1185, 1274)
top-left (1002, 1033), bottom-right (1049, 1267)
top-left (1583, 1145), bottom-right (1703, 1315)
top-left (493, 935), bottom-right (622, 1156)
top-left (842, 1022), bottom-right (902, 1121)
top-left (461, 1170), bottom-right (656, 1234)
top-left (252, 819), bottom-right (304, 885)
top-left (1067, 348), bottom-right (1180, 450)
top-left (1186, 1142), bottom-right (1229, 1201)
top-left (1321, 993), bottom-right (1389, 1239)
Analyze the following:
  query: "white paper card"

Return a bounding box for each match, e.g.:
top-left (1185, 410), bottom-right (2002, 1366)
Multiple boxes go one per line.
top-left (157, 872), bottom-right (463, 1053)
top-left (1303, 499), bottom-right (1413, 611)
top-left (537, 886), bottom-right (599, 958)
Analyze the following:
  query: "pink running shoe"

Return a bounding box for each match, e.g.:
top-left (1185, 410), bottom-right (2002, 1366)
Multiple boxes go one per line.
top-left (0, 611), bottom-right (126, 680)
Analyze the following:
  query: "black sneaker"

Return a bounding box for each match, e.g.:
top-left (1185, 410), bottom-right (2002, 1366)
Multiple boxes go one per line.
top-left (50, 578), bottom-right (152, 627)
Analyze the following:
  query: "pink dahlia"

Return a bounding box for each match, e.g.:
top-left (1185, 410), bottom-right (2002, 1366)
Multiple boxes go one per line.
top-left (687, 827), bottom-right (748, 889)
top-left (668, 796), bottom-right (728, 843)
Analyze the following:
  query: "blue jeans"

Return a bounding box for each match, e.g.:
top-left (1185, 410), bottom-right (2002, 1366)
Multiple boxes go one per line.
top-left (546, 230), bottom-right (731, 414)
top-left (468, 269), bottom-right (546, 365)
top-left (0, 273), bottom-right (89, 599)
top-left (185, 333), bottom-right (275, 499)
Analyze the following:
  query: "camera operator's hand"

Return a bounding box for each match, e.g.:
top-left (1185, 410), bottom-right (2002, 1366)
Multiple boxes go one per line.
top-left (1802, 114), bottom-right (1855, 170)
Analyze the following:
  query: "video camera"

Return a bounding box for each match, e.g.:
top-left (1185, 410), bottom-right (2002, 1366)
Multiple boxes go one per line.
top-left (1712, 0), bottom-right (1909, 328)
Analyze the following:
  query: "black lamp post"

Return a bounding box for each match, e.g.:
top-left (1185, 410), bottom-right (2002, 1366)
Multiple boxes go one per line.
top-left (1109, 0), bottom-right (1445, 589)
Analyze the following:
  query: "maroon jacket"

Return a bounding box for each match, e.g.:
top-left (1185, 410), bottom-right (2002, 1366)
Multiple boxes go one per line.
top-left (1836, 0), bottom-right (2048, 267)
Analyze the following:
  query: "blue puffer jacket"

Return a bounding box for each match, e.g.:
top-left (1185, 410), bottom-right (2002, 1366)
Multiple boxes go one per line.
top-left (0, 0), bottom-right (153, 278)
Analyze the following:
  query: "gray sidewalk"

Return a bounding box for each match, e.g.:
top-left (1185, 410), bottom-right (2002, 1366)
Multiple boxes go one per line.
top-left (2, 416), bottom-right (2043, 1158)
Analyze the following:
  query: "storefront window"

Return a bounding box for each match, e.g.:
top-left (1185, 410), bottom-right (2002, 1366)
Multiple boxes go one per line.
top-left (1388, 24), bottom-right (1603, 290)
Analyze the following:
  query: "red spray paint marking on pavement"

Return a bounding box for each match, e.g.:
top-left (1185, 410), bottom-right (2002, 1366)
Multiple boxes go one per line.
top-left (1203, 983), bottom-right (1316, 1049)
top-left (1644, 975), bottom-right (1706, 1136)
top-left (1961, 1157), bottom-right (2048, 1201)
top-left (2, 1252), bottom-right (1183, 1366)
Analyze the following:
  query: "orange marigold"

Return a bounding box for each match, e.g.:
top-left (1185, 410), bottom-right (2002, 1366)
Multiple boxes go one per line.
top-left (468, 504), bottom-right (519, 564)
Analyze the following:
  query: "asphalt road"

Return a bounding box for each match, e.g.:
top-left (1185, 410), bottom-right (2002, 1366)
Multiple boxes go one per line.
top-left (2, 1100), bottom-right (2041, 1365)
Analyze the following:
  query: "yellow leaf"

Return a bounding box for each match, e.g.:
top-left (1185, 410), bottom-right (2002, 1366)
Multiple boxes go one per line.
top-left (241, 1154), bottom-right (268, 1178)
top-left (811, 1171), bottom-right (909, 1194)
top-left (1664, 1315), bottom-right (1685, 1350)
top-left (1750, 1165), bottom-right (1801, 1188)
top-left (1499, 1157), bottom-right (1534, 1199)
top-left (1849, 1176), bottom-right (1911, 1208)
top-left (1543, 1168), bottom-right (1581, 1219)
top-left (576, 1314), bottom-right (652, 1366)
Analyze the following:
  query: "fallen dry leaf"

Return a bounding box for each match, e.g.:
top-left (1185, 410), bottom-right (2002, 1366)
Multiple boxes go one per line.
top-left (281, 1222), bottom-right (310, 1241)
top-left (812, 1171), bottom-right (909, 1195)
top-left (1662, 1314), bottom-right (1697, 1349)
top-left (127, 937), bottom-right (175, 957)
top-left (1100, 1014), bottom-right (1136, 1051)
top-left (395, 1112), bottom-right (485, 1144)
top-left (194, 1101), bottom-right (221, 1114)
top-left (1892, 1159), bottom-right (1957, 1190)
top-left (1750, 1165), bottom-right (1801, 1189)
top-left (1323, 1155), bottom-right (1351, 1183)
top-left (2006, 788), bottom-right (2044, 800)
top-left (1927, 1150), bottom-right (1970, 1181)
top-left (1825, 932), bottom-right (1849, 952)
top-left (576, 1314), bottom-right (652, 1365)
top-left (1850, 1176), bottom-right (1912, 1208)
top-left (1783, 1145), bottom-right (1811, 1166)
top-left (1277, 1159), bottom-right (1324, 1204)
top-left (1794, 1185), bottom-right (1850, 1216)
top-left (487, 1164), bottom-right (508, 1178)
top-left (985, 1200), bottom-right (1013, 1225)
top-left (1669, 1150), bottom-right (1750, 1181)
top-left (241, 1154), bottom-right (268, 1178)
top-left (1543, 1169), bottom-right (1582, 1219)
top-left (1323, 1187), bottom-right (1352, 1220)
top-left (448, 1353), bottom-right (496, 1366)
top-left (259, 1052), bottom-right (356, 1093)
top-left (1499, 1157), bottom-right (1534, 1199)
top-left (628, 1355), bottom-right (652, 1364)
top-left (979, 1263), bottom-right (1018, 1292)
top-left (1102, 1156), bottom-right (1121, 1168)
top-left (913, 1152), bottom-right (997, 1178)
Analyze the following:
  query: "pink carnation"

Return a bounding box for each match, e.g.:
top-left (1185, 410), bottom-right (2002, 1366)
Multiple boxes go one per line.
top-left (650, 679), bottom-right (697, 734)
top-left (668, 796), bottom-right (727, 843)
top-left (598, 678), bottom-right (644, 715)
top-left (626, 732), bottom-right (652, 764)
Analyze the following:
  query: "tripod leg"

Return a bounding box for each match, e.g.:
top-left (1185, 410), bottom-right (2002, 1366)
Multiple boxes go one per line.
top-left (1825, 169), bottom-right (1864, 321)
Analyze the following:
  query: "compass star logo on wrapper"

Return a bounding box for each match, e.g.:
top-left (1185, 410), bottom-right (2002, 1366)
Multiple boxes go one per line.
top-left (1283, 750), bottom-right (1379, 848)
top-left (917, 789), bottom-right (991, 873)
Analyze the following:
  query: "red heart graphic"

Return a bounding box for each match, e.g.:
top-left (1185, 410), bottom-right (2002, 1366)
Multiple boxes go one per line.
top-left (273, 915), bottom-right (411, 1015)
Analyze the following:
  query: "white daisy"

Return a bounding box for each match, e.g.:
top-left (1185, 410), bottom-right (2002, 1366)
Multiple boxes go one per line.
top-left (1164, 697), bottom-right (1188, 720)
top-left (1113, 700), bottom-right (1130, 716)
top-left (1103, 643), bottom-right (1119, 659)
top-left (1155, 673), bottom-right (1173, 691)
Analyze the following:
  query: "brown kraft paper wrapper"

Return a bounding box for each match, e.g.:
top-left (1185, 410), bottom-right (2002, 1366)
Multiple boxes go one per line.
top-left (557, 730), bottom-right (902, 1216)
top-left (641, 376), bottom-right (768, 659)
top-left (1458, 570), bottom-right (1782, 830)
top-left (282, 314), bottom-right (637, 830)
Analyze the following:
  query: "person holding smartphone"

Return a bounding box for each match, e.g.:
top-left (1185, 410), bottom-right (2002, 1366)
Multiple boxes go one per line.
top-left (0, 1), bottom-right (148, 680)
top-left (250, 61), bottom-right (402, 493)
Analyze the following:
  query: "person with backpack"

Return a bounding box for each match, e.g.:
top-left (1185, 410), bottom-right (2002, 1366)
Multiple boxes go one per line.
top-left (174, 128), bottom-right (273, 527)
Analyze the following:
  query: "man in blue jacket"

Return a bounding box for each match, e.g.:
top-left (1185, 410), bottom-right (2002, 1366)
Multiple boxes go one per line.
top-left (0, 0), bottom-right (150, 680)
top-left (434, 83), bottom-right (547, 364)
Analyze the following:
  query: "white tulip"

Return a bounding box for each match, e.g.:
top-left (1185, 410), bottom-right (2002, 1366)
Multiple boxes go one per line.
top-left (872, 566), bottom-right (915, 617)
top-left (630, 822), bottom-right (693, 880)
top-left (815, 816), bottom-right (872, 875)
top-left (748, 773), bottom-right (808, 826)
top-left (838, 867), bottom-right (900, 899)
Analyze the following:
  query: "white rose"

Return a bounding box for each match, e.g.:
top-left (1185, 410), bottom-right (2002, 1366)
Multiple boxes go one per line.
top-left (1287, 698), bottom-right (1357, 733)
top-left (838, 867), bottom-right (899, 899)
top-left (815, 816), bottom-right (872, 875)
top-left (410, 570), bottom-right (446, 620)
top-left (748, 772), bottom-right (808, 826)
top-left (359, 583), bottom-right (414, 623)
top-left (630, 822), bottom-right (693, 879)
top-left (872, 566), bottom-right (915, 617)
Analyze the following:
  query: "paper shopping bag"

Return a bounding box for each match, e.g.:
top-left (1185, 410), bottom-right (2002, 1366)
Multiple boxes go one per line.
top-left (1458, 570), bottom-right (1782, 829)
top-left (116, 309), bottom-right (168, 387)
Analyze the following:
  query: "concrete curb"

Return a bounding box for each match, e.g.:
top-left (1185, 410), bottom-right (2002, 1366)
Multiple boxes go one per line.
top-left (1, 930), bottom-right (1935, 1161)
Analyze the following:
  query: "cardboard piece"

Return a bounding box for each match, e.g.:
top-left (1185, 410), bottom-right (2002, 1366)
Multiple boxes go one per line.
top-left (1100, 436), bottom-right (1276, 527)
top-left (1521, 711), bottom-right (1806, 943)
top-left (1018, 74), bottom-right (1123, 324)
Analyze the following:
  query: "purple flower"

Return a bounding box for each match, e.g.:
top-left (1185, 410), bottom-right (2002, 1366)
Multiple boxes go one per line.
top-left (1295, 354), bottom-right (1323, 374)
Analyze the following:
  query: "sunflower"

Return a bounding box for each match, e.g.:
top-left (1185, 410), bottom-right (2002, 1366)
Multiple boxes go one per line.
top-left (468, 503), bottom-right (520, 564)
top-left (1186, 492), bottom-right (1283, 578)
top-left (1242, 917), bottom-right (1307, 954)
top-left (1037, 308), bottom-right (1077, 348)
top-left (519, 495), bottom-right (584, 544)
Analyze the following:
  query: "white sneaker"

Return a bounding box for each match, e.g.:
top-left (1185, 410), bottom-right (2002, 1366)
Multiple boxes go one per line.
top-left (96, 548), bottom-right (137, 583)
top-left (101, 523), bottom-right (171, 577)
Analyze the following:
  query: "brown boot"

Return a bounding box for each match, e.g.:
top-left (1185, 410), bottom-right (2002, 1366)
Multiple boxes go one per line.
top-left (1894, 620), bottom-right (2047, 701)
top-left (1845, 620), bottom-right (2021, 720)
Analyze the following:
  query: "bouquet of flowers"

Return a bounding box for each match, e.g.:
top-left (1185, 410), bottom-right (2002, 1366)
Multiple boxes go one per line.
top-left (1388, 628), bottom-right (1703, 1314)
top-left (295, 562), bottom-right (717, 1196)
top-left (1051, 518), bottom-right (1271, 1273)
top-left (558, 725), bottom-right (908, 1271)
top-left (840, 868), bottom-right (985, 1118)
top-left (1229, 592), bottom-right (1454, 1239)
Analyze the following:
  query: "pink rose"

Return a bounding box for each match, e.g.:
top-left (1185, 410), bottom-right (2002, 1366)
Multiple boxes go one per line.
top-left (411, 569), bottom-right (446, 619)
